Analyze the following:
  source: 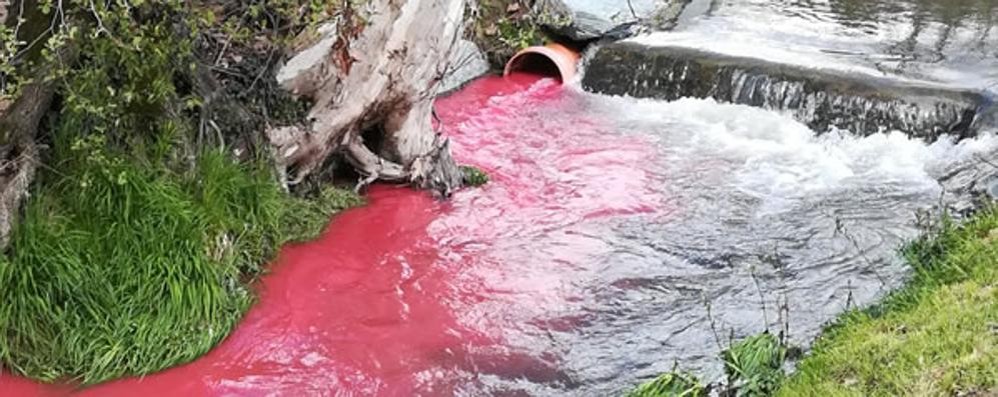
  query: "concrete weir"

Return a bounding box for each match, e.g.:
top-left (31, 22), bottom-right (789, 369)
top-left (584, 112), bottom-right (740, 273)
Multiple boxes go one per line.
top-left (582, 42), bottom-right (988, 139)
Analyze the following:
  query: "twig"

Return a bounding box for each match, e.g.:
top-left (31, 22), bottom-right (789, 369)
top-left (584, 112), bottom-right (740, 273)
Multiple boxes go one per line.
top-left (844, 280), bottom-right (855, 310)
top-left (834, 215), bottom-right (889, 290)
top-left (88, 0), bottom-right (110, 37)
top-left (244, 49), bottom-right (277, 96)
top-left (976, 154), bottom-right (998, 170)
top-left (703, 293), bottom-right (727, 353)
top-left (749, 267), bottom-right (770, 331)
top-left (12, 0), bottom-right (26, 39)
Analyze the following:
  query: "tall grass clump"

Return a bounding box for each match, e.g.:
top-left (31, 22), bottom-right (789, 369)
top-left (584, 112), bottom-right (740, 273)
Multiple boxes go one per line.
top-left (625, 332), bottom-right (788, 397)
top-left (0, 133), bottom-right (359, 384)
top-left (627, 371), bottom-right (708, 397)
top-left (721, 332), bottom-right (787, 396)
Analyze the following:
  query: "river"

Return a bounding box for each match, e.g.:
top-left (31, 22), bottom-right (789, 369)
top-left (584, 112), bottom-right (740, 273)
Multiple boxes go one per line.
top-left (4, 0), bottom-right (998, 394)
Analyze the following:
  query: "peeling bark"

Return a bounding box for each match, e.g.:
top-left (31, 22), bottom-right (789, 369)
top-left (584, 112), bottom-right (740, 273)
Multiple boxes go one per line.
top-left (270, 0), bottom-right (467, 196)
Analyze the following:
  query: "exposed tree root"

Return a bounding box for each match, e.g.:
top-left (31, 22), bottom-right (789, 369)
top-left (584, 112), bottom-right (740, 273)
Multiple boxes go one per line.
top-left (269, 0), bottom-right (468, 197)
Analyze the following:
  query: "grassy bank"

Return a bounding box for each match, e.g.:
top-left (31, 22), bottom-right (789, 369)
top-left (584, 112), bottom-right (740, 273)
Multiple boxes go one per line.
top-left (779, 207), bottom-right (998, 396)
top-left (627, 205), bottom-right (997, 396)
top-left (0, 0), bottom-right (361, 385)
top-left (0, 138), bottom-right (361, 384)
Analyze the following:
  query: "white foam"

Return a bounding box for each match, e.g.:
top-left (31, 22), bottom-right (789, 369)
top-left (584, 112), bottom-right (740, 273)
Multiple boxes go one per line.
top-left (591, 95), bottom-right (998, 201)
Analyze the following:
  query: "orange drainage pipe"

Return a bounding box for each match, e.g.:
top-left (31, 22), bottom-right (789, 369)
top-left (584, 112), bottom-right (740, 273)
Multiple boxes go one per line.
top-left (503, 43), bottom-right (581, 83)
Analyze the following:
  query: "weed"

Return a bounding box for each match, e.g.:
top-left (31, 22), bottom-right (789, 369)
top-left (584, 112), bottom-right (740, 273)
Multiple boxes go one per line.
top-left (461, 165), bottom-right (490, 187)
top-left (627, 371), bottom-right (708, 397)
top-left (721, 332), bottom-right (786, 397)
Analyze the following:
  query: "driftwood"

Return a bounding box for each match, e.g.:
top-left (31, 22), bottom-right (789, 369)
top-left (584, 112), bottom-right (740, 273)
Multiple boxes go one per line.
top-left (270, 0), bottom-right (467, 196)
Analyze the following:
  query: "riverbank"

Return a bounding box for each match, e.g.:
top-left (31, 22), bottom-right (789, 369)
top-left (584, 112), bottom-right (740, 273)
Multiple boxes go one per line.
top-left (779, 206), bottom-right (998, 396)
top-left (0, 148), bottom-right (362, 384)
top-left (628, 204), bottom-right (997, 396)
top-left (0, 1), bottom-right (366, 385)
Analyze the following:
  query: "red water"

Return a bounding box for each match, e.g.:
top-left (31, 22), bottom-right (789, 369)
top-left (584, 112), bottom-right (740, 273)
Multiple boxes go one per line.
top-left (1, 74), bottom-right (665, 396)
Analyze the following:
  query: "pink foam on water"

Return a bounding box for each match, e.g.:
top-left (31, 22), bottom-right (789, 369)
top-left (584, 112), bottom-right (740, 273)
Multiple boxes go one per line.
top-left (1, 74), bottom-right (666, 396)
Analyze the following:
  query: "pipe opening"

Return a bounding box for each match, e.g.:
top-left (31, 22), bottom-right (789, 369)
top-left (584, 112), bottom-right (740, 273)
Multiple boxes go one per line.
top-left (503, 44), bottom-right (580, 84)
top-left (506, 53), bottom-right (563, 81)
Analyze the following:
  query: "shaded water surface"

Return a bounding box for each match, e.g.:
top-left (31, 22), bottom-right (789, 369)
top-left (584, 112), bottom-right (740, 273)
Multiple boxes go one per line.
top-left (3, 73), bottom-right (996, 395)
top-left (669, 0), bottom-right (998, 89)
top-left (581, 0), bottom-right (998, 138)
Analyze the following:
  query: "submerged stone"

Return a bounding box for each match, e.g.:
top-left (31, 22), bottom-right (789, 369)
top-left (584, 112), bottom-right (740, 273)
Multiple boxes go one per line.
top-left (974, 99), bottom-right (998, 133)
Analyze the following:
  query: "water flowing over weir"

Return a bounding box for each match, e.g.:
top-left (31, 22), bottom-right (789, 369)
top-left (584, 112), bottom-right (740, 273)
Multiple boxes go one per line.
top-left (583, 0), bottom-right (998, 138)
top-left (583, 44), bottom-right (984, 138)
top-left (3, 72), bottom-right (998, 396)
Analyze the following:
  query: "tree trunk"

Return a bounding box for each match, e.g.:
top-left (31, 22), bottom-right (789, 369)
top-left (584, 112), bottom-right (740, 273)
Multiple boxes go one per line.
top-left (0, 85), bottom-right (53, 249)
top-left (270, 0), bottom-right (467, 196)
top-left (0, 1), bottom-right (8, 25)
top-left (0, 0), bottom-right (69, 249)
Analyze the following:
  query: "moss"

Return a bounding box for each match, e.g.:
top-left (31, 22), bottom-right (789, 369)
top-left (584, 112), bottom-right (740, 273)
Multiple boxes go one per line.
top-left (779, 207), bottom-right (998, 396)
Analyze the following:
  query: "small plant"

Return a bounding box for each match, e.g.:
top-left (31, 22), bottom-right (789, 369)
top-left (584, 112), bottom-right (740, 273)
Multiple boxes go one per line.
top-left (627, 371), bottom-right (708, 397)
top-left (496, 16), bottom-right (543, 50)
top-left (469, 0), bottom-right (566, 68)
top-left (721, 332), bottom-right (787, 397)
top-left (461, 165), bottom-right (490, 187)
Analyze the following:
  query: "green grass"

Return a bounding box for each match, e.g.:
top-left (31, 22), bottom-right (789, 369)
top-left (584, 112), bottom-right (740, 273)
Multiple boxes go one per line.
top-left (626, 332), bottom-right (787, 397)
top-left (627, 371), bottom-right (707, 397)
top-left (723, 332), bottom-right (787, 396)
top-left (0, 0), bottom-right (366, 386)
top-left (0, 140), bottom-right (361, 384)
top-left (779, 207), bottom-right (998, 396)
top-left (461, 165), bottom-right (490, 187)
